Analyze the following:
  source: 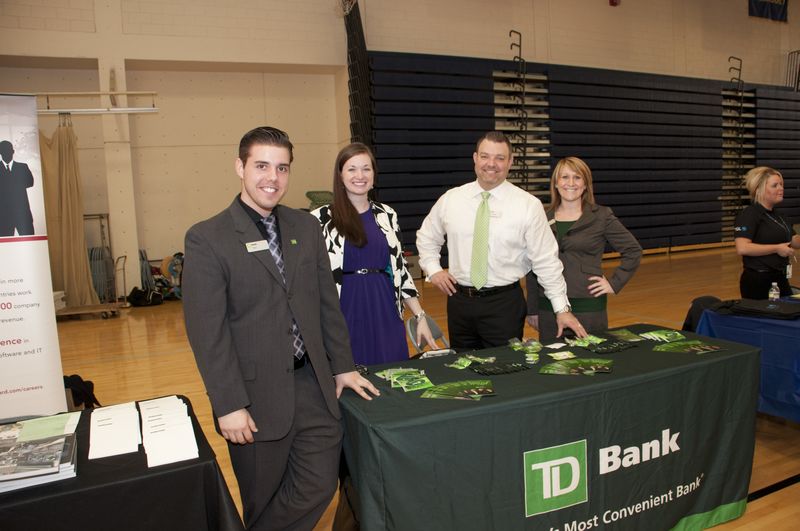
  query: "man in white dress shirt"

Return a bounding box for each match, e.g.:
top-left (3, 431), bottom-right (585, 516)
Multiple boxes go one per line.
top-left (416, 131), bottom-right (585, 348)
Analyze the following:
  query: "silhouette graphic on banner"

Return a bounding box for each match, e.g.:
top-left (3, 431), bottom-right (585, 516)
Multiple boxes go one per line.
top-left (0, 140), bottom-right (35, 237)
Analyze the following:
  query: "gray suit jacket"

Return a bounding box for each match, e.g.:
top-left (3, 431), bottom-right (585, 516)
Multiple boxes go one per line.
top-left (527, 204), bottom-right (642, 313)
top-left (183, 199), bottom-right (355, 440)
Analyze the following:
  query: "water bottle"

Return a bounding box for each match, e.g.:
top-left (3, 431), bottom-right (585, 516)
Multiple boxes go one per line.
top-left (768, 282), bottom-right (780, 301)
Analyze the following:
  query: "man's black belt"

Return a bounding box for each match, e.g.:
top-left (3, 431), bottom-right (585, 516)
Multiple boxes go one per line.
top-left (744, 267), bottom-right (776, 274)
top-left (294, 354), bottom-right (308, 370)
top-left (343, 268), bottom-right (386, 275)
top-left (455, 281), bottom-right (519, 298)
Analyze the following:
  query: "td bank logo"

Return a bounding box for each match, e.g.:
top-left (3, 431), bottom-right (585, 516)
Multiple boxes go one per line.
top-left (523, 440), bottom-right (587, 517)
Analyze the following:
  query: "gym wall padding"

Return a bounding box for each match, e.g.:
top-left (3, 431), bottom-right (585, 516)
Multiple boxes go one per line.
top-left (755, 88), bottom-right (800, 213)
top-left (367, 51), bottom-right (798, 252)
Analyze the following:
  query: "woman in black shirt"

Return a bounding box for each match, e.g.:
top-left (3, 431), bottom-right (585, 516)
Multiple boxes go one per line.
top-left (734, 167), bottom-right (800, 299)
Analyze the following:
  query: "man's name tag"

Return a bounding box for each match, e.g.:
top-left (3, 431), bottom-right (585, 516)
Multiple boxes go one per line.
top-left (490, 211), bottom-right (502, 219)
top-left (246, 240), bottom-right (269, 253)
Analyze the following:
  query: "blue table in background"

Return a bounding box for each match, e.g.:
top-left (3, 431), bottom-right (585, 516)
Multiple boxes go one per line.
top-left (697, 309), bottom-right (800, 423)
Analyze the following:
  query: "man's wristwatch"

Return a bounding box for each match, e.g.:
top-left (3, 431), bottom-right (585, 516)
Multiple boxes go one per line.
top-left (554, 304), bottom-right (572, 314)
top-left (415, 310), bottom-right (427, 321)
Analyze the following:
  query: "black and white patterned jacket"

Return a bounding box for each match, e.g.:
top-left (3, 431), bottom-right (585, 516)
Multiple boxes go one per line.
top-left (311, 201), bottom-right (418, 318)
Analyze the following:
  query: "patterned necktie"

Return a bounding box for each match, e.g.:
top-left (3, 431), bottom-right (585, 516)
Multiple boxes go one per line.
top-left (262, 214), bottom-right (306, 360)
top-left (470, 191), bottom-right (491, 289)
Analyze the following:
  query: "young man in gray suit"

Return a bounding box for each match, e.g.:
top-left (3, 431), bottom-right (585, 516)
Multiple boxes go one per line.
top-left (183, 126), bottom-right (379, 530)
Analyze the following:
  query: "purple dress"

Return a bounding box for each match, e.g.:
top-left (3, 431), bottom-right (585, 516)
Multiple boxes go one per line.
top-left (339, 211), bottom-right (409, 365)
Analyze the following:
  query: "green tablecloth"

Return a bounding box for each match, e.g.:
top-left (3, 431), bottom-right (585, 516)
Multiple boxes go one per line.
top-left (339, 324), bottom-right (758, 531)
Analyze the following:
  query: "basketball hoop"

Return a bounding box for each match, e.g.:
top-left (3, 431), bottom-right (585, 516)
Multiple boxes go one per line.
top-left (339, 0), bottom-right (357, 16)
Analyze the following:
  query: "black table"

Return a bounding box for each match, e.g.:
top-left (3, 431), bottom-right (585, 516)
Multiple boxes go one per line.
top-left (0, 396), bottom-right (243, 531)
top-left (697, 308), bottom-right (800, 423)
top-left (340, 324), bottom-right (759, 531)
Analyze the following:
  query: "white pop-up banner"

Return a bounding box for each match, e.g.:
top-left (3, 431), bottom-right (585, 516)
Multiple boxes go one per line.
top-left (0, 94), bottom-right (66, 421)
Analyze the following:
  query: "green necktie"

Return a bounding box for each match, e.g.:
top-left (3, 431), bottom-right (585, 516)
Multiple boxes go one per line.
top-left (470, 192), bottom-right (491, 289)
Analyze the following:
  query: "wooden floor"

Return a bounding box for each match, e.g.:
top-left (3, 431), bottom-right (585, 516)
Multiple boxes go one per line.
top-left (56, 246), bottom-right (800, 530)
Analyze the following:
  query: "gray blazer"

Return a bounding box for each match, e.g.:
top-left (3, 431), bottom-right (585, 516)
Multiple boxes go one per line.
top-left (183, 199), bottom-right (355, 440)
top-left (527, 204), bottom-right (642, 313)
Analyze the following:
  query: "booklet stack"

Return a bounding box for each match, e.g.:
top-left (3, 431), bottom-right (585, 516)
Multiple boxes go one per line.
top-left (374, 367), bottom-right (434, 392)
top-left (0, 411), bottom-right (81, 493)
top-left (420, 380), bottom-right (496, 400)
top-left (85, 396), bottom-right (199, 468)
top-left (139, 396), bottom-right (199, 468)
top-left (88, 401), bottom-right (141, 459)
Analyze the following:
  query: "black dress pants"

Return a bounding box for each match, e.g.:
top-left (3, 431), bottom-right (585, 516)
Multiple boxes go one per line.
top-left (447, 283), bottom-right (527, 350)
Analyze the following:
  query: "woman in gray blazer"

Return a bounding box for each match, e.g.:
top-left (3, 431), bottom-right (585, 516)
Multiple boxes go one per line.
top-left (526, 157), bottom-right (642, 343)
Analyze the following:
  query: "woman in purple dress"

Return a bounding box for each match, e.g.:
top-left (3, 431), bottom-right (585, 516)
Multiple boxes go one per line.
top-left (312, 143), bottom-right (435, 365)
